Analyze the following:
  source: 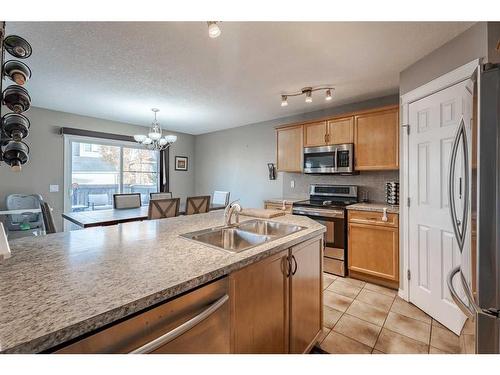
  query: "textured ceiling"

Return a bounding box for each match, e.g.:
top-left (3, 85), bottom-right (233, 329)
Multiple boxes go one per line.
top-left (7, 22), bottom-right (473, 134)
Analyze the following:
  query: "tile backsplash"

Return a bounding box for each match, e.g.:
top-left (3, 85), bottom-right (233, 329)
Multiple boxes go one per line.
top-left (282, 170), bottom-right (399, 203)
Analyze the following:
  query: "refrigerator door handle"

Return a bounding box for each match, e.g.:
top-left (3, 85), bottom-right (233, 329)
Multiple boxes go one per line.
top-left (447, 265), bottom-right (476, 319)
top-left (448, 116), bottom-right (469, 252)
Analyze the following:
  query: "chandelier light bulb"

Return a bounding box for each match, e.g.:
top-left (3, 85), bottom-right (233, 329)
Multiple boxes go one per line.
top-left (148, 131), bottom-right (162, 141)
top-left (165, 135), bottom-right (178, 143)
top-left (325, 89), bottom-right (333, 101)
top-left (142, 138), bottom-right (153, 145)
top-left (305, 91), bottom-right (313, 103)
top-left (281, 95), bottom-right (288, 107)
top-left (134, 134), bottom-right (147, 143)
top-left (207, 22), bottom-right (221, 38)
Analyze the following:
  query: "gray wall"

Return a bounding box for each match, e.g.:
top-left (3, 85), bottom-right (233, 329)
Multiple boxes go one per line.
top-left (399, 22), bottom-right (488, 95)
top-left (0, 107), bottom-right (195, 231)
top-left (194, 94), bottom-right (399, 207)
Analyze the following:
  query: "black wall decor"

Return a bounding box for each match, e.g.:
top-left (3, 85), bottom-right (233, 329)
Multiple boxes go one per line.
top-left (0, 22), bottom-right (33, 172)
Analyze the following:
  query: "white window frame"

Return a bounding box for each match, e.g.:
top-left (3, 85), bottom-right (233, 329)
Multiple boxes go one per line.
top-left (63, 134), bottom-right (159, 215)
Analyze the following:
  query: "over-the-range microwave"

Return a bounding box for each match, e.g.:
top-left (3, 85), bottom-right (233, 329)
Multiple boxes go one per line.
top-left (303, 143), bottom-right (355, 174)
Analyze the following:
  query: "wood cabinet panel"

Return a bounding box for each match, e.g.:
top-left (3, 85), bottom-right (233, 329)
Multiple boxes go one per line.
top-left (276, 125), bottom-right (303, 172)
top-left (229, 250), bottom-right (289, 353)
top-left (348, 222), bottom-right (399, 282)
top-left (354, 107), bottom-right (399, 170)
top-left (328, 116), bottom-right (354, 144)
top-left (303, 121), bottom-right (327, 147)
top-left (289, 237), bottom-right (322, 353)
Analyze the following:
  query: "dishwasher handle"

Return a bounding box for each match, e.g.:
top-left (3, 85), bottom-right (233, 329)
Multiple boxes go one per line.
top-left (130, 294), bottom-right (229, 354)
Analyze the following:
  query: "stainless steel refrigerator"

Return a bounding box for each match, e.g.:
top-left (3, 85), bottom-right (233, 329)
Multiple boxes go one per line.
top-left (448, 63), bottom-right (500, 354)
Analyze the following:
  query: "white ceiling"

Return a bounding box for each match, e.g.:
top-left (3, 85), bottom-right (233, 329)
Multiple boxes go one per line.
top-left (7, 22), bottom-right (473, 135)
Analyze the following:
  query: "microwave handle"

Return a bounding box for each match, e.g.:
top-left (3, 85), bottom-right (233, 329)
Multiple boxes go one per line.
top-left (334, 148), bottom-right (338, 172)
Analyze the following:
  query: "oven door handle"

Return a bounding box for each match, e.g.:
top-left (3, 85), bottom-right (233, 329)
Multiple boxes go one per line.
top-left (334, 147), bottom-right (338, 173)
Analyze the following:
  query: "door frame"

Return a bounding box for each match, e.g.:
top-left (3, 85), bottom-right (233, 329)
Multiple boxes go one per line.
top-left (399, 59), bottom-right (481, 300)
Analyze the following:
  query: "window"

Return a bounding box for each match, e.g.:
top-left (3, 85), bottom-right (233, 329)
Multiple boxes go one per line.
top-left (66, 138), bottom-right (158, 212)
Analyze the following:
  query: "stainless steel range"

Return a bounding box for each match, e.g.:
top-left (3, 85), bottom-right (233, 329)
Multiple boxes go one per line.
top-left (292, 184), bottom-right (358, 276)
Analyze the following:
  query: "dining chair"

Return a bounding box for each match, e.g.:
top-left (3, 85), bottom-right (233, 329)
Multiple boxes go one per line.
top-left (212, 191), bottom-right (230, 206)
top-left (185, 196), bottom-right (211, 215)
top-left (113, 193), bottom-right (141, 209)
top-left (150, 192), bottom-right (173, 200)
top-left (148, 198), bottom-right (180, 220)
top-left (40, 201), bottom-right (56, 234)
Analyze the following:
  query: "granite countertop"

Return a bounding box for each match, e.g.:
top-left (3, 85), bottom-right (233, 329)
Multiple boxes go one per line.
top-left (0, 211), bottom-right (324, 354)
top-left (346, 202), bottom-right (399, 214)
top-left (264, 197), bottom-right (306, 204)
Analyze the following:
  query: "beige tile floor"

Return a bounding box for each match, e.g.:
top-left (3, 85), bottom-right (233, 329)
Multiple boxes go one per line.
top-left (318, 273), bottom-right (475, 354)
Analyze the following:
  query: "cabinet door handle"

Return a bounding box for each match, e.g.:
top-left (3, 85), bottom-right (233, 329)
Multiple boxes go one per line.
top-left (129, 294), bottom-right (229, 354)
top-left (291, 255), bottom-right (298, 275)
top-left (284, 256), bottom-right (292, 277)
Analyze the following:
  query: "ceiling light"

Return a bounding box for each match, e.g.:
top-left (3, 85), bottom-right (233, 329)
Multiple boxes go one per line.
top-left (133, 109), bottom-right (177, 151)
top-left (325, 89), bottom-right (333, 101)
top-left (305, 91), bottom-right (312, 103)
top-left (207, 22), bottom-right (221, 38)
top-left (278, 85), bottom-right (334, 107)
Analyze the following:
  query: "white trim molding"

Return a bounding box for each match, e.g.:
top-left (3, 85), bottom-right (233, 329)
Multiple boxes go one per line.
top-left (398, 59), bottom-right (481, 301)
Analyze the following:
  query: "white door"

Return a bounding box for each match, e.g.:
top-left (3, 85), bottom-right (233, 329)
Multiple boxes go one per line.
top-left (408, 80), bottom-right (472, 334)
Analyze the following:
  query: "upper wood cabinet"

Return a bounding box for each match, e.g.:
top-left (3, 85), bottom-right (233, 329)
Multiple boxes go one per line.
top-left (303, 117), bottom-right (354, 147)
top-left (354, 107), bottom-right (399, 170)
top-left (328, 116), bottom-right (354, 144)
top-left (276, 125), bottom-right (303, 172)
top-left (303, 121), bottom-right (327, 147)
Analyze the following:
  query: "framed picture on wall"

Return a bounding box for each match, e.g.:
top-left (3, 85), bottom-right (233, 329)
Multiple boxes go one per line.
top-left (175, 156), bottom-right (188, 171)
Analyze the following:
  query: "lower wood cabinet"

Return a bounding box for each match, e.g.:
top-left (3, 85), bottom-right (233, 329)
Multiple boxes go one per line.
top-left (348, 210), bottom-right (399, 287)
top-left (289, 239), bottom-right (322, 353)
top-left (230, 236), bottom-right (323, 353)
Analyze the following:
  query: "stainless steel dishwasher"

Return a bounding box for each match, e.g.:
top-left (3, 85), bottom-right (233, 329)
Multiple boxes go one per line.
top-left (54, 278), bottom-right (230, 354)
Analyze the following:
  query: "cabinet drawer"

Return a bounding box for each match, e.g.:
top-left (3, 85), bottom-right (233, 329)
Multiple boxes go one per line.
top-left (324, 247), bottom-right (344, 260)
top-left (348, 210), bottom-right (398, 227)
top-left (324, 257), bottom-right (344, 275)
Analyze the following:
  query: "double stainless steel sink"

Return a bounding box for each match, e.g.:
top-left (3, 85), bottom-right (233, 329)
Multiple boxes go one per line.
top-left (180, 219), bottom-right (306, 253)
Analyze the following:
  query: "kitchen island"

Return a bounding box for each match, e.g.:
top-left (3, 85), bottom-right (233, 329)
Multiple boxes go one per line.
top-left (0, 211), bottom-right (325, 354)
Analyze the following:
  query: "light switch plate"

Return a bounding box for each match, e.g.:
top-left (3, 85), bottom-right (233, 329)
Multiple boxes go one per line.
top-left (290, 180), bottom-right (295, 189)
top-left (49, 184), bottom-right (59, 193)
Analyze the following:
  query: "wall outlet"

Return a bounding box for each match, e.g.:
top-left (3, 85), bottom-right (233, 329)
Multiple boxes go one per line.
top-left (49, 184), bottom-right (59, 193)
top-left (290, 180), bottom-right (295, 189)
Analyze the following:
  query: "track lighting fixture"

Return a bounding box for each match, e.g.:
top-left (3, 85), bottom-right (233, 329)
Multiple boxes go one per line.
top-left (325, 89), bottom-right (333, 101)
top-left (305, 90), bottom-right (313, 103)
top-left (207, 22), bottom-right (221, 38)
top-left (0, 22), bottom-right (34, 172)
top-left (280, 86), bottom-right (335, 107)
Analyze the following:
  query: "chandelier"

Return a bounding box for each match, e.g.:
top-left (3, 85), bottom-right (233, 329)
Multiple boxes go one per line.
top-left (280, 86), bottom-right (334, 107)
top-left (133, 108), bottom-right (177, 151)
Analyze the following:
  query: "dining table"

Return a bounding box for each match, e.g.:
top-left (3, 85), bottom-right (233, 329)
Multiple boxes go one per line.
top-left (62, 203), bottom-right (226, 229)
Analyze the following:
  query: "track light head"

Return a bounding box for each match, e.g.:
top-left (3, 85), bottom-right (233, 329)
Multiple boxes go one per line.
top-left (207, 22), bottom-right (221, 38)
top-left (281, 95), bottom-right (288, 107)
